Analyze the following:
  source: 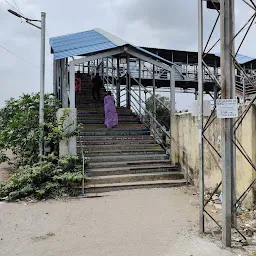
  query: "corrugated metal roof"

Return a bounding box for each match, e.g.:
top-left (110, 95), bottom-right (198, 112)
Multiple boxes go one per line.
top-left (49, 29), bottom-right (119, 60)
top-left (49, 28), bottom-right (176, 66)
top-left (135, 46), bottom-right (175, 66)
top-left (215, 53), bottom-right (255, 64)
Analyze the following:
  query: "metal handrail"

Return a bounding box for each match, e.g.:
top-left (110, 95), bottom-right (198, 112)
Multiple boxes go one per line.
top-left (78, 133), bottom-right (86, 195)
top-left (127, 87), bottom-right (189, 185)
top-left (130, 74), bottom-right (171, 112)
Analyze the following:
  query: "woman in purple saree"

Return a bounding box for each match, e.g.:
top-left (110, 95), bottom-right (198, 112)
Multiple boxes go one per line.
top-left (104, 91), bottom-right (118, 129)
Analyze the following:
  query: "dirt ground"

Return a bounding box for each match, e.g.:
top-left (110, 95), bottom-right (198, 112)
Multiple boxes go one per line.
top-left (0, 187), bottom-right (251, 256)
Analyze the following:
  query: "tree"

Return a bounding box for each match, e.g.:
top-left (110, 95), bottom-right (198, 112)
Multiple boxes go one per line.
top-left (145, 94), bottom-right (171, 130)
top-left (0, 93), bottom-right (85, 201)
top-left (0, 93), bottom-right (60, 166)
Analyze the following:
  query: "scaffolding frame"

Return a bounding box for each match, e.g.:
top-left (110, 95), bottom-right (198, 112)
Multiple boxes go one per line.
top-left (198, 0), bottom-right (256, 247)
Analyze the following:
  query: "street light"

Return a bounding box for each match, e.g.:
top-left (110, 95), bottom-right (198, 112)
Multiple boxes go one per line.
top-left (8, 9), bottom-right (46, 160)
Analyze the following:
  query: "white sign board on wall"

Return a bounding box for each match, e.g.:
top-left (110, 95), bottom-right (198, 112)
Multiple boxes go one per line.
top-left (216, 99), bottom-right (238, 118)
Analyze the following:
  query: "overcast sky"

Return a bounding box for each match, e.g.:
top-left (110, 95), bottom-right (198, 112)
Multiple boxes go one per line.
top-left (0, 0), bottom-right (255, 110)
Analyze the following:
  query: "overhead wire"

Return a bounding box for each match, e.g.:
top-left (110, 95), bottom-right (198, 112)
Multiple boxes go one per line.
top-left (4, 0), bottom-right (23, 15)
top-left (0, 44), bottom-right (39, 68)
top-left (0, 44), bottom-right (52, 74)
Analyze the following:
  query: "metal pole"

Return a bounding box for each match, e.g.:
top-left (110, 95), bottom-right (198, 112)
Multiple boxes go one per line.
top-left (39, 12), bottom-right (46, 159)
top-left (214, 60), bottom-right (218, 106)
top-left (242, 75), bottom-right (246, 103)
top-left (62, 58), bottom-right (69, 108)
top-left (198, 0), bottom-right (205, 234)
top-left (117, 56), bottom-right (120, 107)
top-left (53, 60), bottom-right (57, 96)
top-left (106, 57), bottom-right (109, 91)
top-left (126, 55), bottom-right (131, 108)
top-left (70, 62), bottom-right (76, 109)
top-left (153, 64), bottom-right (156, 122)
top-left (111, 57), bottom-right (115, 95)
top-left (220, 0), bottom-right (235, 247)
top-left (88, 61), bottom-right (90, 75)
top-left (139, 59), bottom-right (142, 119)
top-left (195, 90), bottom-right (198, 100)
top-left (170, 67), bottom-right (176, 162)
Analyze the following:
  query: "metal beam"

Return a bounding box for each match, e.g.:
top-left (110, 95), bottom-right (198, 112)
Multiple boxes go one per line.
top-left (62, 58), bottom-right (69, 108)
top-left (126, 54), bottom-right (131, 108)
top-left (125, 48), bottom-right (173, 72)
top-left (170, 67), bottom-right (176, 162)
top-left (117, 57), bottom-right (120, 107)
top-left (139, 59), bottom-right (142, 118)
top-left (70, 61), bottom-right (76, 109)
top-left (53, 60), bottom-right (57, 96)
top-left (73, 47), bottom-right (125, 65)
top-left (220, 0), bottom-right (235, 247)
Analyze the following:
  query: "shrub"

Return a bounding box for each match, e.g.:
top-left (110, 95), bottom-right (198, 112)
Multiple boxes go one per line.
top-left (0, 154), bottom-right (86, 201)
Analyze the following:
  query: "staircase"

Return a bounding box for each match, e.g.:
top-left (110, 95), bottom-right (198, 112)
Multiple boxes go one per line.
top-left (76, 73), bottom-right (186, 194)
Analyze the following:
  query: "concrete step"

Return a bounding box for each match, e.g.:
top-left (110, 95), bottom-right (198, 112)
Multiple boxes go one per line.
top-left (78, 135), bottom-right (154, 142)
top-left (77, 115), bottom-right (139, 120)
top-left (86, 172), bottom-right (184, 185)
top-left (78, 107), bottom-right (132, 111)
top-left (78, 138), bottom-right (156, 146)
top-left (85, 148), bottom-right (165, 156)
top-left (89, 159), bottom-right (171, 168)
top-left (80, 143), bottom-right (161, 151)
top-left (77, 110), bottom-right (134, 114)
top-left (88, 153), bottom-right (168, 163)
top-left (82, 180), bottom-right (187, 193)
top-left (78, 119), bottom-right (140, 125)
top-left (80, 130), bottom-right (150, 136)
top-left (87, 164), bottom-right (178, 176)
top-left (81, 124), bottom-right (146, 131)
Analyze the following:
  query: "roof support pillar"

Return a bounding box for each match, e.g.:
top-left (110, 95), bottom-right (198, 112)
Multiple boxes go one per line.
top-left (139, 59), bottom-right (142, 118)
top-left (126, 54), bottom-right (131, 109)
top-left (70, 61), bottom-right (76, 109)
top-left (170, 66), bottom-right (176, 162)
top-left (53, 60), bottom-right (57, 96)
top-left (153, 64), bottom-right (156, 133)
top-left (61, 58), bottom-right (69, 108)
top-left (116, 56), bottom-right (121, 107)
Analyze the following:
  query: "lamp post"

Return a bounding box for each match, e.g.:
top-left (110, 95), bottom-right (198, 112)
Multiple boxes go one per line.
top-left (8, 9), bottom-right (46, 160)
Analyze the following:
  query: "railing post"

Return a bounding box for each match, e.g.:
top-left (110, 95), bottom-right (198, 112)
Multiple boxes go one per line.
top-left (139, 59), bottom-right (142, 119)
top-left (170, 66), bottom-right (176, 163)
top-left (53, 60), bottom-right (57, 96)
top-left (153, 64), bottom-right (156, 134)
top-left (117, 56), bottom-right (120, 107)
top-left (106, 57), bottom-right (109, 92)
top-left (242, 76), bottom-right (246, 103)
top-left (126, 54), bottom-right (131, 109)
top-left (70, 61), bottom-right (76, 109)
top-left (62, 58), bottom-right (69, 108)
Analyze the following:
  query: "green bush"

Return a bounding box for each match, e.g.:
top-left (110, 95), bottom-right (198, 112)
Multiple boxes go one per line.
top-left (0, 154), bottom-right (87, 201)
top-left (0, 93), bottom-right (85, 201)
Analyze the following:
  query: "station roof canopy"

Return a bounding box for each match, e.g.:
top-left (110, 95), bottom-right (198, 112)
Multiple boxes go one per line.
top-left (49, 28), bottom-right (176, 68)
top-left (49, 28), bottom-right (256, 68)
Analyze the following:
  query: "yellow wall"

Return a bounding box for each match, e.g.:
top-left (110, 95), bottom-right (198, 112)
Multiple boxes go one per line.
top-left (173, 104), bottom-right (256, 208)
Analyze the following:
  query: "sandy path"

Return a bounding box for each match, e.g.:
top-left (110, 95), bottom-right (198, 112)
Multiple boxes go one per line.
top-left (0, 188), bottom-right (242, 256)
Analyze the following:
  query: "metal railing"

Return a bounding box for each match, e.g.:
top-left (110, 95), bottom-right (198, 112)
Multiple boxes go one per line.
top-left (78, 133), bottom-right (86, 195)
top-left (124, 85), bottom-right (189, 185)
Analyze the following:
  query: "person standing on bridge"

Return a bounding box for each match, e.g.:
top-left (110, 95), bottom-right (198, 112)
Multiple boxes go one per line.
top-left (91, 72), bottom-right (103, 102)
top-left (104, 91), bottom-right (118, 129)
